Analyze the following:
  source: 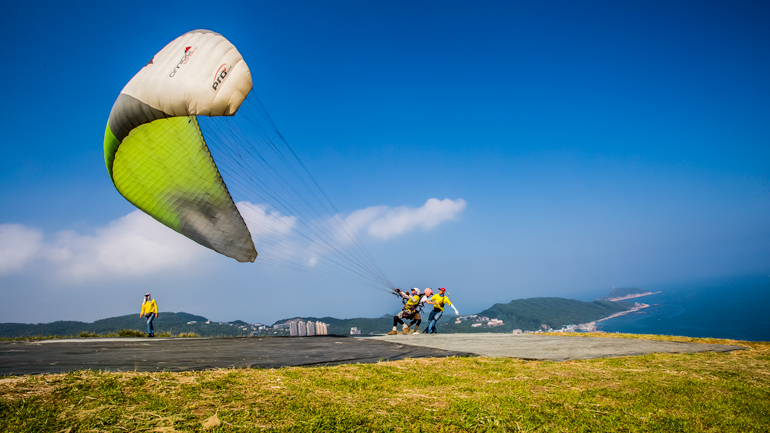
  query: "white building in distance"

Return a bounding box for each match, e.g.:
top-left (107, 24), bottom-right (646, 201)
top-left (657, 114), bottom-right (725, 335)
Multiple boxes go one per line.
top-left (315, 322), bottom-right (329, 335)
top-left (288, 320), bottom-right (330, 336)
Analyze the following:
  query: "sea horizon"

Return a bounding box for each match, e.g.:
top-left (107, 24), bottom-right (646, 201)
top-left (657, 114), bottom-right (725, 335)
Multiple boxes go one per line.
top-left (597, 275), bottom-right (770, 342)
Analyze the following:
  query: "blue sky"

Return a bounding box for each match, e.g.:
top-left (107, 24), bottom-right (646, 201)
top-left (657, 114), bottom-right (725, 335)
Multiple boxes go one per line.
top-left (1, 1), bottom-right (768, 325)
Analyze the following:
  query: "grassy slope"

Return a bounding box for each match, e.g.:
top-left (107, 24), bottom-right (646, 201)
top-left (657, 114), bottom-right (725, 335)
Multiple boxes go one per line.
top-left (1, 334), bottom-right (767, 432)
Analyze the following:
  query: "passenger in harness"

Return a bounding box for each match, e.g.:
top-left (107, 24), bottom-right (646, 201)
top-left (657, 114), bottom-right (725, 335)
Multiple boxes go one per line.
top-left (406, 288), bottom-right (433, 334)
top-left (388, 288), bottom-right (421, 335)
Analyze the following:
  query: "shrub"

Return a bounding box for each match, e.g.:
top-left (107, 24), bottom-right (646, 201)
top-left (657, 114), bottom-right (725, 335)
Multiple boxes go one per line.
top-left (177, 332), bottom-right (201, 338)
top-left (117, 329), bottom-right (145, 337)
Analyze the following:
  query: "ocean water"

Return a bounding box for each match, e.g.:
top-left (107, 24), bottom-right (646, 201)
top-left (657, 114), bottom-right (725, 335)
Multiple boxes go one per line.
top-left (597, 275), bottom-right (770, 341)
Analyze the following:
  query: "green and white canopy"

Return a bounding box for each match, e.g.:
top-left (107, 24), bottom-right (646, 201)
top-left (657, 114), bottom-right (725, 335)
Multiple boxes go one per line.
top-left (104, 30), bottom-right (257, 262)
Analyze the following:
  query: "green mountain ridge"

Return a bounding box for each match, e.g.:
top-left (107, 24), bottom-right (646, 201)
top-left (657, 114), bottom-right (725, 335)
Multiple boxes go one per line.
top-left (453, 298), bottom-right (632, 333)
top-left (272, 315), bottom-right (394, 336)
top-left (0, 312), bottom-right (252, 338)
top-left (1, 295), bottom-right (635, 338)
top-left (275, 297), bottom-right (633, 335)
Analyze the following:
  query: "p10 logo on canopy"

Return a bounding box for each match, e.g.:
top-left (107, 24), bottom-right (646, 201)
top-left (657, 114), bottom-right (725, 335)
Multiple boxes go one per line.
top-left (212, 64), bottom-right (230, 91)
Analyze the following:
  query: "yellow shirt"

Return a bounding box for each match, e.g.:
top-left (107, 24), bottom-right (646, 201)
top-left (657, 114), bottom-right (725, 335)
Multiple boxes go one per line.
top-left (141, 299), bottom-right (158, 316)
top-left (405, 294), bottom-right (421, 311)
top-left (430, 294), bottom-right (451, 311)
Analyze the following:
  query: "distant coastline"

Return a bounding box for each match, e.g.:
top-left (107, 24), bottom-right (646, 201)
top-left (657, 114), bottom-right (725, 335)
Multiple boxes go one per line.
top-left (596, 276), bottom-right (770, 341)
top-left (575, 302), bottom-right (651, 332)
top-left (575, 290), bottom-right (661, 331)
top-left (597, 302), bottom-right (651, 322)
top-left (606, 291), bottom-right (662, 302)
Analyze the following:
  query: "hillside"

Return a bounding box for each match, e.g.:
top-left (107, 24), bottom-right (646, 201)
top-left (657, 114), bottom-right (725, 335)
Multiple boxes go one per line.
top-left (434, 297), bottom-right (631, 333)
top-left (1, 294), bottom-right (637, 338)
top-left (274, 316), bottom-right (393, 336)
top-left (0, 312), bottom-right (252, 338)
top-left (1, 335), bottom-right (767, 432)
top-left (277, 297), bottom-right (634, 335)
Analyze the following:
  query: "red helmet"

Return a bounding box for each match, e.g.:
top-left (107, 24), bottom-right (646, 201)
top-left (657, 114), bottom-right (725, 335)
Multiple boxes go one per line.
top-left (439, 287), bottom-right (446, 292)
top-left (425, 288), bottom-right (433, 296)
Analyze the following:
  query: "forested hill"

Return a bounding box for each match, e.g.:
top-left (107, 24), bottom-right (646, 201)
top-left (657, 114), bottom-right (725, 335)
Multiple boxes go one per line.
top-left (0, 312), bottom-right (252, 338)
top-left (278, 297), bottom-right (634, 335)
top-left (449, 298), bottom-right (632, 333)
top-left (2, 296), bottom-right (636, 338)
top-left (274, 315), bottom-right (394, 336)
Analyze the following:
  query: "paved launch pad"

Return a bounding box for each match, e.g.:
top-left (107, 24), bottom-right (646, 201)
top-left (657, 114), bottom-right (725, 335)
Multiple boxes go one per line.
top-left (0, 334), bottom-right (745, 376)
top-left (367, 333), bottom-right (746, 361)
top-left (0, 336), bottom-right (472, 376)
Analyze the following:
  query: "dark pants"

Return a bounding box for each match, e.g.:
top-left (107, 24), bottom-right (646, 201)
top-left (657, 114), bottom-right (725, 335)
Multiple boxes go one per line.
top-left (408, 312), bottom-right (422, 329)
top-left (426, 309), bottom-right (443, 333)
top-left (145, 313), bottom-right (155, 334)
top-left (393, 309), bottom-right (415, 326)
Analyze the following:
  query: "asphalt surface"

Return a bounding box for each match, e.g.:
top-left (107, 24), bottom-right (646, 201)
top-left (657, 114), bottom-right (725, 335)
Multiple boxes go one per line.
top-left (368, 333), bottom-right (746, 361)
top-left (0, 336), bottom-right (472, 376)
top-left (0, 334), bottom-right (745, 375)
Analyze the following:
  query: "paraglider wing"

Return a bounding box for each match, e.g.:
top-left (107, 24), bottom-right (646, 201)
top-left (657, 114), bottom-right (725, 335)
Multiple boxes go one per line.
top-left (103, 30), bottom-right (257, 262)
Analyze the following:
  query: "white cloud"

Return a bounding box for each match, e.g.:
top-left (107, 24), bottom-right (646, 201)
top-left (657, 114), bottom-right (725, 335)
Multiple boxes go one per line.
top-left (0, 198), bottom-right (466, 283)
top-left (236, 201), bottom-right (307, 263)
top-left (0, 211), bottom-right (210, 282)
top-left (0, 224), bottom-right (43, 275)
top-left (237, 202), bottom-right (296, 239)
top-left (346, 198), bottom-right (467, 240)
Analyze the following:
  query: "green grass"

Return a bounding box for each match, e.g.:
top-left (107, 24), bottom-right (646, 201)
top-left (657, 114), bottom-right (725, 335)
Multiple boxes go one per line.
top-left (1, 334), bottom-right (768, 432)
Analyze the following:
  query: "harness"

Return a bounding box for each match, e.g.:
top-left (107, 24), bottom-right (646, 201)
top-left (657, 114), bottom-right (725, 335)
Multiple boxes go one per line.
top-left (433, 294), bottom-right (449, 311)
top-left (404, 293), bottom-right (421, 312)
top-left (392, 290), bottom-right (422, 317)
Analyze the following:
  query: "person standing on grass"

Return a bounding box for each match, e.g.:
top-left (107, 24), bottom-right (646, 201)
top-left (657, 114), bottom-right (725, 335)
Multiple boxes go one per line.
top-left (140, 293), bottom-right (159, 337)
top-left (425, 287), bottom-right (458, 334)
